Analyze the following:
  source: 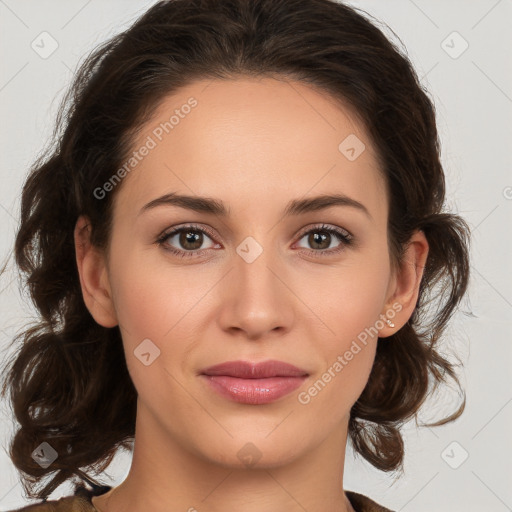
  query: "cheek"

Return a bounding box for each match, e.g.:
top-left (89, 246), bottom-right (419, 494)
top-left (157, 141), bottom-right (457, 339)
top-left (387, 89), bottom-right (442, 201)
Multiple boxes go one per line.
top-left (295, 251), bottom-right (390, 408)
top-left (107, 248), bottom-right (223, 396)
top-left (299, 246), bottom-right (391, 341)
top-left (110, 237), bottom-right (391, 351)
top-left (107, 253), bottom-right (207, 408)
top-left (109, 244), bottom-right (210, 339)
top-left (297, 291), bottom-right (382, 424)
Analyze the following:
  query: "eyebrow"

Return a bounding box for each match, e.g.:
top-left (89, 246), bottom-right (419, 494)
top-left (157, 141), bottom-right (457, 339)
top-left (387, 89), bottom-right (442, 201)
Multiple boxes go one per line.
top-left (139, 192), bottom-right (372, 220)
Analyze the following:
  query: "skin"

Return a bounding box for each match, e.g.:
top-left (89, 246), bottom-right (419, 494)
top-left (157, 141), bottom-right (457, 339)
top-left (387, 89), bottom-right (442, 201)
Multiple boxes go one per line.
top-left (74, 76), bottom-right (429, 512)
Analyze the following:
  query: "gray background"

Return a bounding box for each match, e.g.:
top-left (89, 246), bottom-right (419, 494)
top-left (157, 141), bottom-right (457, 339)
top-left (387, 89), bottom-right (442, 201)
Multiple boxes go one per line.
top-left (1, 1), bottom-right (511, 511)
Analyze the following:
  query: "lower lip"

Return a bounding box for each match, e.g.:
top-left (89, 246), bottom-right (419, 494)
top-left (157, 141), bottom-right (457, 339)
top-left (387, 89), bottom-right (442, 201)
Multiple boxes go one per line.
top-left (201, 375), bottom-right (308, 404)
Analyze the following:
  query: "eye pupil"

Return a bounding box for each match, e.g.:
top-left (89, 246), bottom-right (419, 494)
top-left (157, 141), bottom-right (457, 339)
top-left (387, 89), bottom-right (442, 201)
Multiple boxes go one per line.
top-left (309, 231), bottom-right (330, 250)
top-left (180, 230), bottom-right (202, 250)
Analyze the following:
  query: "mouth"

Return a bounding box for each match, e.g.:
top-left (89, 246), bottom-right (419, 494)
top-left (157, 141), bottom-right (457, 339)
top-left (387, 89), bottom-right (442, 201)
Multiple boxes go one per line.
top-left (201, 359), bottom-right (309, 379)
top-left (199, 360), bottom-right (309, 405)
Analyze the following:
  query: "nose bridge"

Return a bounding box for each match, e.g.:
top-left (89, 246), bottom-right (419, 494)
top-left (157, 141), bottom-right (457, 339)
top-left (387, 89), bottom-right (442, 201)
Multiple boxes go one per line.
top-left (219, 231), bottom-right (291, 335)
top-left (234, 232), bottom-right (280, 296)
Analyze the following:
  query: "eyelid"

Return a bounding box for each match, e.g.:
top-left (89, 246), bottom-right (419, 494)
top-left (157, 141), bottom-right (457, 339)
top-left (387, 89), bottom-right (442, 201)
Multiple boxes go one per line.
top-left (158, 222), bottom-right (353, 242)
top-left (157, 223), bottom-right (218, 243)
top-left (295, 223), bottom-right (352, 240)
top-left (292, 223), bottom-right (354, 257)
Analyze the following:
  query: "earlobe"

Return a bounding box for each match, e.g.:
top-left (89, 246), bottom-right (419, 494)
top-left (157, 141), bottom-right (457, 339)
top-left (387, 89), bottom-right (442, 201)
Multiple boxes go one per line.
top-left (379, 230), bottom-right (429, 337)
top-left (74, 215), bottom-right (118, 328)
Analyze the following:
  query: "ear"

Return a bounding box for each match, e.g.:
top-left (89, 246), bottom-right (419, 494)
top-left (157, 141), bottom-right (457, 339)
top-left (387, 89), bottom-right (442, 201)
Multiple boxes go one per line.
top-left (74, 215), bottom-right (118, 328)
top-left (379, 230), bottom-right (429, 337)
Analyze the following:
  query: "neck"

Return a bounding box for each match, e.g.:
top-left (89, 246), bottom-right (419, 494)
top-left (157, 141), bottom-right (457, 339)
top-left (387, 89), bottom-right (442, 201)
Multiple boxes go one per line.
top-left (95, 401), bottom-right (355, 512)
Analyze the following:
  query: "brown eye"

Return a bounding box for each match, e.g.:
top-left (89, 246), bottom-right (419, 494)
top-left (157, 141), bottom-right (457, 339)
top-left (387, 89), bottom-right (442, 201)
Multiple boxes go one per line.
top-left (156, 224), bottom-right (218, 258)
top-left (177, 229), bottom-right (204, 250)
top-left (307, 230), bottom-right (332, 250)
top-left (295, 224), bottom-right (353, 256)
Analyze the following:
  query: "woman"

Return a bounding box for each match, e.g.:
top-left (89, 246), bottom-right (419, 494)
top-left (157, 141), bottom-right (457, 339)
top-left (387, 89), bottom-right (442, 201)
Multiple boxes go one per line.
top-left (1, 0), bottom-right (470, 511)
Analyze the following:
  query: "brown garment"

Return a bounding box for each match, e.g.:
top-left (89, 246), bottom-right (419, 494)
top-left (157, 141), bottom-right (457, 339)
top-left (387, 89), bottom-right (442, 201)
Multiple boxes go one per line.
top-left (8, 484), bottom-right (394, 512)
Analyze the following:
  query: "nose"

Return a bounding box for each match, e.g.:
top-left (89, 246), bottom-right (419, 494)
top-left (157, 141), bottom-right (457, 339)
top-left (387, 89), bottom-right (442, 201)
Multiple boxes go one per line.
top-left (216, 238), bottom-right (294, 341)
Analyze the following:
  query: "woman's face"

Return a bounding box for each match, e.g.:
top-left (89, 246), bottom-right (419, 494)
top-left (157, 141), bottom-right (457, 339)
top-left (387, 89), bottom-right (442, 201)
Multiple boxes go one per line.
top-left (81, 76), bottom-right (409, 468)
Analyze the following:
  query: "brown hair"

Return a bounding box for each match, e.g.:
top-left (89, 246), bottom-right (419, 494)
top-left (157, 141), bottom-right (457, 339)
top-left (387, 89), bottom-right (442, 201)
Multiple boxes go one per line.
top-left (1, 0), bottom-right (470, 500)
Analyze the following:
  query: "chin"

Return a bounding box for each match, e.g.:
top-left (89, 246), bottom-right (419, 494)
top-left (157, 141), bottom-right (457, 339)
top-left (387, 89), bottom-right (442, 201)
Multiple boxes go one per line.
top-left (198, 434), bottom-right (307, 470)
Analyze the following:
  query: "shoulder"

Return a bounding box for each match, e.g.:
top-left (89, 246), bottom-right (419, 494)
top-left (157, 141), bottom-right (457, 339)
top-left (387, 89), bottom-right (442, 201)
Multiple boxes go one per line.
top-left (5, 496), bottom-right (95, 512)
top-left (6, 485), bottom-right (105, 512)
top-left (9, 486), bottom-right (389, 512)
top-left (346, 490), bottom-right (395, 512)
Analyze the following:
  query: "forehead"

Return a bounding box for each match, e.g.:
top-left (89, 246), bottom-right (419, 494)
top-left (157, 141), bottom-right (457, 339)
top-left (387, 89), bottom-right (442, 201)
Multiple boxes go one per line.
top-left (115, 76), bottom-right (387, 223)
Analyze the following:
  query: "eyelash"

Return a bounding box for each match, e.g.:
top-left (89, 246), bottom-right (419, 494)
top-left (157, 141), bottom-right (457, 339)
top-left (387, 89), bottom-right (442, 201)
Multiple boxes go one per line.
top-left (155, 223), bottom-right (354, 259)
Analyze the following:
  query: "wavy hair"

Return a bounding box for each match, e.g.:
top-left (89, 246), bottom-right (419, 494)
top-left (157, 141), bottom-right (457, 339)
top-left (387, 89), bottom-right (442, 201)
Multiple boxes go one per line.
top-left (1, 0), bottom-right (470, 500)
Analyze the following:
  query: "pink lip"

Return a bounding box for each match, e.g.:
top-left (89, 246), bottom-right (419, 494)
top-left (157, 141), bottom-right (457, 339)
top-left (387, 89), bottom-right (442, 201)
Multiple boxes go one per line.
top-left (200, 360), bottom-right (309, 405)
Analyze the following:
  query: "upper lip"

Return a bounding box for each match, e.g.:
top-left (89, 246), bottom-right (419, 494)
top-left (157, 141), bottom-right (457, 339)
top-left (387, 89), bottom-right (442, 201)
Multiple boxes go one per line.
top-left (200, 360), bottom-right (309, 378)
